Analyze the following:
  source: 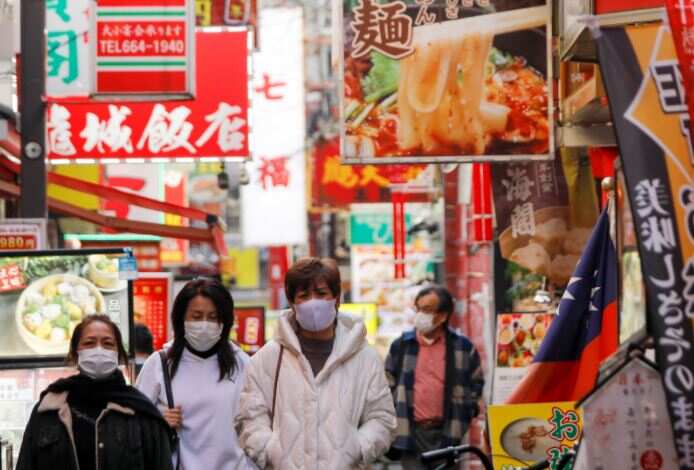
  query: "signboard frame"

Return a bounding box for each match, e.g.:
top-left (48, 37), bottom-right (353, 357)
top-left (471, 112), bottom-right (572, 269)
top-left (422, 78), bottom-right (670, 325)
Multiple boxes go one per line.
top-left (0, 219), bottom-right (47, 251)
top-left (0, 248), bottom-right (134, 370)
top-left (134, 271), bottom-right (173, 349)
top-left (90, 0), bottom-right (197, 99)
top-left (335, 0), bottom-right (555, 165)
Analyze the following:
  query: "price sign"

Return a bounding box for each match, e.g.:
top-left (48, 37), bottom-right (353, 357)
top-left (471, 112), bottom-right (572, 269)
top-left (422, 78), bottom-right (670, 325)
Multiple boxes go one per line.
top-left (93, 0), bottom-right (194, 95)
top-left (0, 219), bottom-right (46, 251)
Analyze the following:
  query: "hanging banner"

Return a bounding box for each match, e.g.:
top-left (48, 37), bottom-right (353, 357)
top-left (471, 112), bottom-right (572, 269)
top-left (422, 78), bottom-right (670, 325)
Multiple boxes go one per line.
top-left (92, 0), bottom-right (194, 96)
top-left (47, 0), bottom-right (92, 96)
top-left (47, 29), bottom-right (249, 163)
top-left (338, 0), bottom-right (552, 164)
top-left (596, 23), bottom-right (694, 469)
top-left (241, 8), bottom-right (307, 247)
top-left (665, 0), bottom-right (694, 145)
top-left (487, 401), bottom-right (582, 469)
top-left (0, 219), bottom-right (47, 251)
top-left (574, 357), bottom-right (679, 470)
top-left (310, 137), bottom-right (429, 209)
top-left (133, 273), bottom-right (172, 350)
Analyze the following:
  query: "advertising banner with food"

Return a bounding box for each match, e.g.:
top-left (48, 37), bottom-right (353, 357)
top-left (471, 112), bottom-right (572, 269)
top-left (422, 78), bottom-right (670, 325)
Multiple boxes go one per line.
top-left (232, 306), bottom-right (265, 354)
top-left (487, 401), bottom-right (582, 469)
top-left (573, 357), bottom-right (679, 470)
top-left (0, 250), bottom-right (132, 366)
top-left (133, 273), bottom-right (172, 351)
top-left (492, 312), bottom-right (554, 404)
top-left (339, 0), bottom-right (552, 163)
top-left (596, 24), bottom-right (694, 468)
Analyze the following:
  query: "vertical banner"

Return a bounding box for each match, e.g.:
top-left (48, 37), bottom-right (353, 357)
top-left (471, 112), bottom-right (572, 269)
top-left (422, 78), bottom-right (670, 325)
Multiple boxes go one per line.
top-left (47, 0), bottom-right (92, 96)
top-left (92, 0), bottom-right (194, 95)
top-left (665, 0), bottom-right (694, 151)
top-left (596, 24), bottom-right (694, 469)
top-left (232, 306), bottom-right (265, 353)
top-left (339, 0), bottom-right (552, 164)
top-left (241, 7), bottom-right (307, 247)
top-left (133, 273), bottom-right (172, 350)
top-left (160, 169), bottom-right (189, 267)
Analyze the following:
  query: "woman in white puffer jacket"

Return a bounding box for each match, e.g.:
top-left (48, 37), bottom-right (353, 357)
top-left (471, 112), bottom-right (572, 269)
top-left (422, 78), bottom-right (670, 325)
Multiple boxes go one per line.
top-left (235, 258), bottom-right (397, 470)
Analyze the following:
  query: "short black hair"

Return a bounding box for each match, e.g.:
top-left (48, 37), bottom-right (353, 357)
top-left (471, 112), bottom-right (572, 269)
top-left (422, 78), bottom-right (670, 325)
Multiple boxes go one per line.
top-left (285, 257), bottom-right (341, 304)
top-left (134, 323), bottom-right (154, 355)
top-left (415, 285), bottom-right (455, 318)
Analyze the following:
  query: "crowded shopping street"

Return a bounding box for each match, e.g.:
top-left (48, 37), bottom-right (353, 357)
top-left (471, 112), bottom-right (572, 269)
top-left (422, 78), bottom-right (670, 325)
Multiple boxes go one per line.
top-left (0, 0), bottom-right (692, 468)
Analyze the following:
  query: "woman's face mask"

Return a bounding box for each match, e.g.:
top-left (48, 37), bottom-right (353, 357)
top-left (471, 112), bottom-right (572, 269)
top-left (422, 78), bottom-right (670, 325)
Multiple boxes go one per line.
top-left (184, 321), bottom-right (223, 351)
top-left (294, 298), bottom-right (337, 332)
top-left (78, 347), bottom-right (119, 380)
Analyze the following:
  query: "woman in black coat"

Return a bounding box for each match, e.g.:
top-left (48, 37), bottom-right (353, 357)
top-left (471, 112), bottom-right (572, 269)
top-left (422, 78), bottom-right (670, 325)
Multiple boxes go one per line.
top-left (17, 314), bottom-right (174, 470)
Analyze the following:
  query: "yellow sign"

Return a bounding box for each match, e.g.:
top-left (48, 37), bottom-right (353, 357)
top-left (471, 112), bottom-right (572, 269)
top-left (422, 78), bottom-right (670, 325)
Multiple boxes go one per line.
top-left (487, 402), bottom-right (582, 470)
top-left (224, 248), bottom-right (260, 289)
top-left (339, 303), bottom-right (379, 343)
top-left (47, 164), bottom-right (101, 210)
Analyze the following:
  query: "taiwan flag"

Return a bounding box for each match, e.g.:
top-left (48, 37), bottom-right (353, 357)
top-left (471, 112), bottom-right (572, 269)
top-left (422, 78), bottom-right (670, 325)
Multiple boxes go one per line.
top-left (506, 208), bottom-right (618, 404)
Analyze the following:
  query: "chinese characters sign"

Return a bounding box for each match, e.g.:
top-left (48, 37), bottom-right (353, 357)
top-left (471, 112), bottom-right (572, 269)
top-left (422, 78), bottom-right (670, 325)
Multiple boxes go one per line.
top-left (133, 274), bottom-right (171, 350)
top-left (574, 358), bottom-right (680, 470)
top-left (596, 24), bottom-right (694, 469)
top-left (47, 29), bottom-right (249, 162)
top-left (340, 0), bottom-right (552, 164)
top-left (240, 7), bottom-right (307, 246)
top-left (232, 306), bottom-right (265, 354)
top-left (0, 219), bottom-right (46, 252)
top-left (47, 0), bottom-right (91, 96)
top-left (93, 0), bottom-right (193, 95)
top-left (488, 402), bottom-right (582, 470)
top-left (665, 0), bottom-right (694, 147)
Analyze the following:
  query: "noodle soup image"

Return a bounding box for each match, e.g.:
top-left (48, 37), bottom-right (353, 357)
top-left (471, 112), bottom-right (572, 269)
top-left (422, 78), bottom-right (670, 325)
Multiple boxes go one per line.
top-left (342, 1), bottom-right (550, 161)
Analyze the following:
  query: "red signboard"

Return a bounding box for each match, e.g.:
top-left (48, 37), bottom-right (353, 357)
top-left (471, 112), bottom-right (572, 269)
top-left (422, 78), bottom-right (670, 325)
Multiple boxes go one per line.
top-left (0, 235), bottom-right (38, 251)
top-left (48, 29), bottom-right (249, 162)
top-left (134, 275), bottom-right (171, 350)
top-left (233, 306), bottom-right (265, 353)
top-left (595, 0), bottom-right (663, 14)
top-left (94, 0), bottom-right (192, 95)
top-left (0, 263), bottom-right (26, 292)
top-left (311, 138), bottom-right (428, 209)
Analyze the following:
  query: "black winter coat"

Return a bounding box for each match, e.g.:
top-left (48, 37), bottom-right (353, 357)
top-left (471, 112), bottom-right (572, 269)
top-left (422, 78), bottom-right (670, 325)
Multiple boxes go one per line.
top-left (16, 390), bottom-right (173, 470)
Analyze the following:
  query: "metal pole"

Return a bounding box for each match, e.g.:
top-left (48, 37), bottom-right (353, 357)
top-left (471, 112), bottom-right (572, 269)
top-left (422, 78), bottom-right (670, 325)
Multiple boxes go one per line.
top-left (19, 0), bottom-right (47, 218)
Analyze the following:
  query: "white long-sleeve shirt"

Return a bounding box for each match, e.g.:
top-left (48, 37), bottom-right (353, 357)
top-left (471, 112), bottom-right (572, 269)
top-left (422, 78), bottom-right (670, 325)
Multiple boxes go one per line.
top-left (136, 343), bottom-right (255, 470)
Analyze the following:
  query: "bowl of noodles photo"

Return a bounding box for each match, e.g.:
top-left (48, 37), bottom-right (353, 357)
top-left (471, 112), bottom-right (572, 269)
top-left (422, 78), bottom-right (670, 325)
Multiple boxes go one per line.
top-left (342, 4), bottom-right (549, 160)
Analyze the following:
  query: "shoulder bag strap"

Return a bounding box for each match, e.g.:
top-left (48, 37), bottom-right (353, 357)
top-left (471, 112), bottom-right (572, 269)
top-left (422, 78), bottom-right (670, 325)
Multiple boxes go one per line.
top-left (159, 350), bottom-right (180, 470)
top-left (270, 345), bottom-right (284, 430)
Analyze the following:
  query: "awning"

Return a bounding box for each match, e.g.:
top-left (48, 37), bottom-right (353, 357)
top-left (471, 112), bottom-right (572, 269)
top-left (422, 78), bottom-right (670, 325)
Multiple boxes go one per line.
top-left (0, 124), bottom-right (227, 255)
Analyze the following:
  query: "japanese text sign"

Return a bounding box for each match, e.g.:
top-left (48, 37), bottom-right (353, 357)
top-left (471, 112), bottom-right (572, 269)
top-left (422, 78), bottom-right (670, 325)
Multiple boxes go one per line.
top-left (232, 306), bottom-right (265, 354)
top-left (339, 0), bottom-right (552, 164)
top-left (47, 0), bottom-right (92, 96)
top-left (0, 220), bottom-right (47, 252)
top-left (487, 401), bottom-right (582, 469)
top-left (574, 358), bottom-right (679, 470)
top-left (133, 274), bottom-right (171, 350)
top-left (241, 7), bottom-right (307, 247)
top-left (92, 0), bottom-right (194, 95)
top-left (596, 24), bottom-right (694, 468)
top-left (47, 29), bottom-right (249, 163)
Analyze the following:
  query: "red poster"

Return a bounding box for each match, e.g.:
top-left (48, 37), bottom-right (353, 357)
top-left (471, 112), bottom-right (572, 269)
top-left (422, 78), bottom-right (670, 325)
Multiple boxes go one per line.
top-left (665, 0), bottom-right (694, 147)
top-left (311, 138), bottom-right (428, 209)
top-left (0, 263), bottom-right (26, 292)
top-left (47, 30), bottom-right (249, 162)
top-left (233, 306), bottom-right (265, 353)
top-left (134, 276), bottom-right (170, 349)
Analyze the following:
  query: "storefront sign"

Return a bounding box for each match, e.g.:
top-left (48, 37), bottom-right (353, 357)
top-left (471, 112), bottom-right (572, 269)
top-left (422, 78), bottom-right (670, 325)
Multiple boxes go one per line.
top-left (339, 0), bottom-right (552, 164)
top-left (241, 7), bottom-right (306, 246)
top-left (488, 401), bottom-right (582, 469)
top-left (574, 357), bottom-right (679, 470)
top-left (93, 0), bottom-right (194, 95)
top-left (492, 312), bottom-right (555, 404)
top-left (47, 29), bottom-right (249, 163)
top-left (597, 24), bottom-right (694, 469)
top-left (47, 0), bottom-right (91, 96)
top-left (233, 306), bottom-right (265, 353)
top-left (311, 137), bottom-right (427, 209)
top-left (104, 163), bottom-right (163, 224)
top-left (133, 273), bottom-right (172, 350)
top-left (160, 169), bottom-right (189, 267)
top-left (0, 219), bottom-right (47, 251)
top-left (0, 249), bottom-right (132, 366)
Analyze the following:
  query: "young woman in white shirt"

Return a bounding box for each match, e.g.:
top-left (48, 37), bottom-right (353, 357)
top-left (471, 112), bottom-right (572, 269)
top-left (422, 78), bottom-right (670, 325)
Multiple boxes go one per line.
top-left (136, 278), bottom-right (253, 470)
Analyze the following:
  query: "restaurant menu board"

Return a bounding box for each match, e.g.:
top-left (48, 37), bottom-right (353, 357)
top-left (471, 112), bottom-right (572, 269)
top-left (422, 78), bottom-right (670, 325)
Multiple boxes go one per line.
top-left (492, 312), bottom-right (554, 404)
top-left (488, 401), bottom-right (582, 469)
top-left (133, 274), bottom-right (172, 351)
top-left (0, 250), bottom-right (132, 365)
top-left (340, 0), bottom-right (552, 163)
top-left (574, 358), bottom-right (679, 470)
top-left (232, 307), bottom-right (266, 354)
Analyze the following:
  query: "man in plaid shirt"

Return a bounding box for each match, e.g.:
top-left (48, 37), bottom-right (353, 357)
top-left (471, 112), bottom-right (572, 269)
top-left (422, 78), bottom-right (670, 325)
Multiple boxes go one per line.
top-left (384, 285), bottom-right (484, 469)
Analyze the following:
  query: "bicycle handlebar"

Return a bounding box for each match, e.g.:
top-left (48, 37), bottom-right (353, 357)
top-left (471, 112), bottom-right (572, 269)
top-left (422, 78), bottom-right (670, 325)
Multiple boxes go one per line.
top-left (420, 445), bottom-right (494, 470)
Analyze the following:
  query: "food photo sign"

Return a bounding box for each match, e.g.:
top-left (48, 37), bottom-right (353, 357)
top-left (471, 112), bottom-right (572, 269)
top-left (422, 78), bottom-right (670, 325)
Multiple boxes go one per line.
top-left (338, 0), bottom-right (552, 163)
top-left (0, 249), bottom-right (133, 368)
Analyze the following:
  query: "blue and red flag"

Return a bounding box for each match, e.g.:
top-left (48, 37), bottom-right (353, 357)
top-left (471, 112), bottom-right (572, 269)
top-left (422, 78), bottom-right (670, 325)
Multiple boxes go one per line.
top-left (506, 208), bottom-right (618, 404)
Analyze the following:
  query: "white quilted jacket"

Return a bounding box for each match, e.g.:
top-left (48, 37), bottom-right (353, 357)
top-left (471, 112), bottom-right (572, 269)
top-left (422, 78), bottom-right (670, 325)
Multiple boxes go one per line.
top-left (235, 311), bottom-right (397, 470)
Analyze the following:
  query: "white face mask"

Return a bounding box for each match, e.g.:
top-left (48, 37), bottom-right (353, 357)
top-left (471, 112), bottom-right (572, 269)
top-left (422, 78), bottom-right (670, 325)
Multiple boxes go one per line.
top-left (294, 298), bottom-right (337, 332)
top-left (78, 347), bottom-right (119, 380)
top-left (184, 321), bottom-right (223, 352)
top-left (414, 312), bottom-right (440, 335)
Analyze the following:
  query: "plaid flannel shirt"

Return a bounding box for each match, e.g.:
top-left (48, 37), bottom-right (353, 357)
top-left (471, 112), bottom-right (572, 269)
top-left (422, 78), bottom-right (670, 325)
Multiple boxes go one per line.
top-left (384, 328), bottom-right (484, 452)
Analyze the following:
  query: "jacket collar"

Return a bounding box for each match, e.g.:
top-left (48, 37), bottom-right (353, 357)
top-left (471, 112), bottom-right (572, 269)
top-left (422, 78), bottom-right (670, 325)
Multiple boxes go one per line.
top-left (38, 391), bottom-right (135, 416)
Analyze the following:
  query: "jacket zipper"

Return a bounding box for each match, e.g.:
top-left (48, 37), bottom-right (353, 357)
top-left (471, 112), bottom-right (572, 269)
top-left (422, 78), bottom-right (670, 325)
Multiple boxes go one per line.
top-left (94, 409), bottom-right (110, 470)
